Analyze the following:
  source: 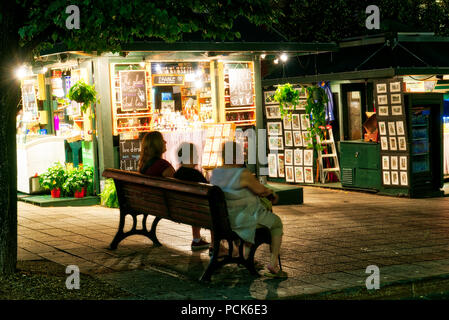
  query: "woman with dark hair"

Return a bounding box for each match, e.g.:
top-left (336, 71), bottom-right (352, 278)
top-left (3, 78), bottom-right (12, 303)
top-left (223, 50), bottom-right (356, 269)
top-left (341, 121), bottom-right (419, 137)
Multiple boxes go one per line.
top-left (210, 141), bottom-right (286, 278)
top-left (137, 132), bottom-right (208, 251)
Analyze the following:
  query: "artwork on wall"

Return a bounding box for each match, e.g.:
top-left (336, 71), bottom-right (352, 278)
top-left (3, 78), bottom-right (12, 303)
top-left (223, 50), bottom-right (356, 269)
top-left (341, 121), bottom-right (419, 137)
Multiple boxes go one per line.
top-left (284, 131), bottom-right (293, 147)
top-left (400, 156), bottom-right (407, 171)
top-left (398, 136), bottom-right (407, 151)
top-left (268, 153), bottom-right (277, 177)
top-left (285, 166), bottom-right (294, 182)
top-left (382, 156), bottom-right (390, 170)
top-left (304, 149), bottom-right (313, 166)
top-left (383, 171), bottom-right (391, 185)
top-left (283, 117), bottom-right (292, 130)
top-left (391, 105), bottom-right (402, 116)
top-left (381, 137), bottom-right (389, 150)
top-left (391, 156), bottom-right (398, 170)
top-left (376, 83), bottom-right (387, 94)
top-left (268, 136), bottom-right (284, 150)
top-left (400, 171), bottom-right (408, 186)
top-left (304, 167), bottom-right (314, 183)
top-left (293, 131), bottom-right (302, 147)
top-left (294, 167), bottom-right (304, 183)
top-left (389, 137), bottom-right (397, 151)
top-left (390, 82), bottom-right (401, 92)
top-left (264, 91), bottom-right (276, 105)
top-left (378, 95), bottom-right (388, 105)
top-left (388, 122), bottom-right (396, 136)
top-left (292, 114), bottom-right (301, 130)
top-left (396, 121), bottom-right (405, 135)
top-left (277, 154), bottom-right (285, 177)
top-left (379, 121), bottom-right (386, 135)
top-left (285, 149), bottom-right (293, 166)
top-left (294, 148), bottom-right (303, 166)
top-left (265, 105), bottom-right (281, 119)
top-left (300, 114), bottom-right (310, 129)
top-left (391, 94), bottom-right (401, 104)
top-left (391, 171), bottom-right (399, 185)
top-left (267, 122), bottom-right (282, 135)
top-left (378, 106), bottom-right (389, 116)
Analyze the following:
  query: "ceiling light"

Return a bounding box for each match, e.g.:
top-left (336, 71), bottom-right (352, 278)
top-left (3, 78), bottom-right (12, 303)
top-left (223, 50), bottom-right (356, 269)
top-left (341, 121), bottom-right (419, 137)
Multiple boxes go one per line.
top-left (15, 65), bottom-right (27, 79)
top-left (280, 53), bottom-right (288, 62)
top-left (274, 58), bottom-right (279, 64)
top-left (260, 54), bottom-right (266, 59)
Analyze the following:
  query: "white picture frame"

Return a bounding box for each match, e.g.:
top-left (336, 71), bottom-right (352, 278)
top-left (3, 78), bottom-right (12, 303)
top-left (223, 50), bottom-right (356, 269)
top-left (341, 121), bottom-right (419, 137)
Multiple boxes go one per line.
top-left (285, 149), bottom-right (293, 166)
top-left (277, 154), bottom-right (285, 177)
top-left (400, 171), bottom-right (408, 186)
top-left (283, 117), bottom-right (292, 130)
top-left (304, 149), bottom-right (313, 166)
top-left (377, 95), bottom-right (388, 105)
top-left (264, 91), bottom-right (276, 105)
top-left (377, 83), bottom-right (387, 94)
top-left (398, 136), bottom-right (407, 151)
top-left (300, 114), bottom-right (310, 129)
top-left (267, 122), bottom-right (282, 135)
top-left (396, 121), bottom-right (405, 135)
top-left (298, 99), bottom-right (307, 110)
top-left (383, 171), bottom-right (391, 185)
top-left (268, 153), bottom-right (277, 178)
top-left (293, 131), bottom-right (303, 147)
top-left (268, 136), bottom-right (284, 150)
top-left (382, 156), bottom-right (390, 170)
top-left (294, 167), bottom-right (304, 183)
top-left (292, 114), bottom-right (301, 130)
top-left (391, 156), bottom-right (398, 170)
top-left (390, 82), bottom-right (401, 93)
top-left (294, 148), bottom-right (303, 166)
top-left (391, 94), bottom-right (402, 104)
top-left (302, 131), bottom-right (312, 148)
top-left (400, 156), bottom-right (408, 171)
top-left (265, 105), bottom-right (281, 119)
top-left (391, 171), bottom-right (399, 185)
top-left (378, 106), bottom-right (389, 116)
top-left (379, 121), bottom-right (387, 136)
top-left (284, 131), bottom-right (293, 147)
top-left (389, 137), bottom-right (397, 151)
top-left (388, 122), bottom-right (396, 136)
top-left (304, 167), bottom-right (314, 183)
top-left (285, 166), bottom-right (294, 182)
top-left (391, 105), bottom-right (402, 116)
top-left (381, 136), bottom-right (389, 151)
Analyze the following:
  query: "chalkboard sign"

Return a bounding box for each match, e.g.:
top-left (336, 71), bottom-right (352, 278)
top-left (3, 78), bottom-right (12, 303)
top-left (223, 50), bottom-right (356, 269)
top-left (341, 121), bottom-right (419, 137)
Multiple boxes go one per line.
top-left (229, 68), bottom-right (253, 106)
top-left (152, 74), bottom-right (184, 86)
top-left (119, 70), bottom-right (148, 112)
top-left (119, 139), bottom-right (141, 171)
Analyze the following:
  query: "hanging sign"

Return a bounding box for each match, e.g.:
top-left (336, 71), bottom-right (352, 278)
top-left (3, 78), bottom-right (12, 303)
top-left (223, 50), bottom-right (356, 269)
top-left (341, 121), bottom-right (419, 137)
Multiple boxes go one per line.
top-left (119, 138), bottom-right (141, 171)
top-left (152, 74), bottom-right (185, 86)
top-left (119, 70), bottom-right (148, 112)
top-left (228, 68), bottom-right (254, 106)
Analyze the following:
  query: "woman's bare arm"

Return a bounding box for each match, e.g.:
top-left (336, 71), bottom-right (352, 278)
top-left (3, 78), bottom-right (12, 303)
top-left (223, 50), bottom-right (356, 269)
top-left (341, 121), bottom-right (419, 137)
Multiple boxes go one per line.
top-left (162, 166), bottom-right (175, 178)
top-left (240, 169), bottom-right (274, 197)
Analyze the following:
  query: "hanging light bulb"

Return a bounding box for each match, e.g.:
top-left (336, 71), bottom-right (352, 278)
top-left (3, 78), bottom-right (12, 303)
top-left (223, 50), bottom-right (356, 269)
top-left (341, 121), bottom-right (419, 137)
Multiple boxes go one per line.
top-left (280, 53), bottom-right (288, 62)
top-left (273, 58), bottom-right (279, 64)
top-left (15, 65), bottom-right (27, 79)
top-left (260, 54), bottom-right (266, 59)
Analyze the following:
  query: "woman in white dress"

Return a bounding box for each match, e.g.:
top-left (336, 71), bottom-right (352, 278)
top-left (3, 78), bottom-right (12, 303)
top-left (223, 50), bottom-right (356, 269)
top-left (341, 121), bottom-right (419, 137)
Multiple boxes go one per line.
top-left (210, 141), bottom-right (287, 278)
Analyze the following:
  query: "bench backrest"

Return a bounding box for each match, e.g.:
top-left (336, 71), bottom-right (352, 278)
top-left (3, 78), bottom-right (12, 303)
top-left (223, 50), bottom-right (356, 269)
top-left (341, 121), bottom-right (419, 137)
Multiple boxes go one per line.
top-left (102, 168), bottom-right (233, 237)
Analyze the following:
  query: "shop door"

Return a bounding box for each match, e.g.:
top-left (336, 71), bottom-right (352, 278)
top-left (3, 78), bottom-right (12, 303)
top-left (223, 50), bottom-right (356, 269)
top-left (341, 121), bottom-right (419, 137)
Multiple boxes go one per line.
top-left (341, 83), bottom-right (372, 141)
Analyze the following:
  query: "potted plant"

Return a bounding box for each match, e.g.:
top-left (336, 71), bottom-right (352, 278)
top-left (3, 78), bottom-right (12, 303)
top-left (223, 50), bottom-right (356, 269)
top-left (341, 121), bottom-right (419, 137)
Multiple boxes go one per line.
top-left (67, 80), bottom-right (98, 113)
top-left (39, 162), bottom-right (66, 198)
top-left (273, 83), bottom-right (303, 118)
top-left (78, 165), bottom-right (93, 197)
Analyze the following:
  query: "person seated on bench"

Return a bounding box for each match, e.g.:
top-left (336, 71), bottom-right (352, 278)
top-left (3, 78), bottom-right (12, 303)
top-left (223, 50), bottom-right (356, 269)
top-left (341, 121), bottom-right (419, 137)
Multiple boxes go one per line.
top-left (210, 141), bottom-right (287, 278)
top-left (174, 142), bottom-right (213, 252)
top-left (137, 131), bottom-right (209, 251)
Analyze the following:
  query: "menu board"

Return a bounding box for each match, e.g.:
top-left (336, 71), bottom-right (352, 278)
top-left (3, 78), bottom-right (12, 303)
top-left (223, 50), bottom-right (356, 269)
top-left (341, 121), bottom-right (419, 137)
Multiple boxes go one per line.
top-left (119, 70), bottom-right (148, 112)
top-left (119, 138), bottom-right (141, 171)
top-left (229, 68), bottom-right (253, 106)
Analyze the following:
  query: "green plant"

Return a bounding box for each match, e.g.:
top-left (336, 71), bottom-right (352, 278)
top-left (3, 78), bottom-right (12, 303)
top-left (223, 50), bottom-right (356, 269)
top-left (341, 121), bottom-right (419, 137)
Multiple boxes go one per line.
top-left (273, 83), bottom-right (303, 118)
top-left (39, 162), bottom-right (66, 190)
top-left (62, 165), bottom-right (93, 196)
top-left (304, 86), bottom-right (328, 151)
top-left (67, 80), bottom-right (98, 113)
top-left (100, 179), bottom-right (119, 208)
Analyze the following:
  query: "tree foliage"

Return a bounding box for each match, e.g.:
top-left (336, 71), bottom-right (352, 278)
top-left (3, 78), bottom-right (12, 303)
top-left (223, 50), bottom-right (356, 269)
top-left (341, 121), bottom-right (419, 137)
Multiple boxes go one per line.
top-left (275, 0), bottom-right (449, 42)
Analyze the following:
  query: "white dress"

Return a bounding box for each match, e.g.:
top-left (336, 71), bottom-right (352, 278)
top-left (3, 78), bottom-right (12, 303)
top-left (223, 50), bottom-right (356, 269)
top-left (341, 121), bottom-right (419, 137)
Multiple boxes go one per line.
top-left (210, 167), bottom-right (277, 244)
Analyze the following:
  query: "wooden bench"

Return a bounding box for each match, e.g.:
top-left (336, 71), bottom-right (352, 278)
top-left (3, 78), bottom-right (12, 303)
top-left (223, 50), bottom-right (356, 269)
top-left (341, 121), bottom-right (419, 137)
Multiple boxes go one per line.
top-left (102, 168), bottom-right (276, 281)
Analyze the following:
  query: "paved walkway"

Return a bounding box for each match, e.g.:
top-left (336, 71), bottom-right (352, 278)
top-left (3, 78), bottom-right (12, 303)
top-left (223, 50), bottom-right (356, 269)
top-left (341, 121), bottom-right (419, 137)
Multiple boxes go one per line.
top-left (17, 186), bottom-right (449, 299)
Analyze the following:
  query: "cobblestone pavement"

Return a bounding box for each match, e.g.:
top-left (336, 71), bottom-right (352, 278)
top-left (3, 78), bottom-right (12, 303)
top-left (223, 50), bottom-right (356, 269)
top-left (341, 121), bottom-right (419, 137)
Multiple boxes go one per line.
top-left (17, 186), bottom-right (449, 299)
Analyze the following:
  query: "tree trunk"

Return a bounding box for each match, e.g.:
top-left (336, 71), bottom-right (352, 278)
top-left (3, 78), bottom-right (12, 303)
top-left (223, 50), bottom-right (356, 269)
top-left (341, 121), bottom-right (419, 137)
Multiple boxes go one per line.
top-left (0, 1), bottom-right (24, 275)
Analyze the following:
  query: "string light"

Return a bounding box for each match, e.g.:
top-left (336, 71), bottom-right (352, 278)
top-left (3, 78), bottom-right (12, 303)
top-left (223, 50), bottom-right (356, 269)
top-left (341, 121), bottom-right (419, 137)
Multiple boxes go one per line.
top-left (280, 53), bottom-right (288, 62)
